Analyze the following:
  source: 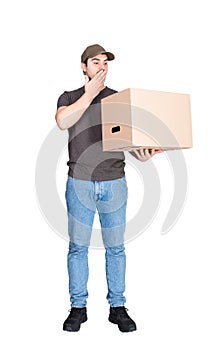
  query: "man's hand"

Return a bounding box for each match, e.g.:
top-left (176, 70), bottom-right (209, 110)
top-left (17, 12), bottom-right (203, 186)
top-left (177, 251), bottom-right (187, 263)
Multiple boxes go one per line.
top-left (129, 148), bottom-right (164, 162)
top-left (84, 70), bottom-right (106, 100)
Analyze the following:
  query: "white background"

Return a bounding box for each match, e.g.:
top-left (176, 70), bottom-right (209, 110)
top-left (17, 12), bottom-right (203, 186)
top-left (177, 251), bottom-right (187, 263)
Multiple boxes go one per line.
top-left (1, 0), bottom-right (223, 348)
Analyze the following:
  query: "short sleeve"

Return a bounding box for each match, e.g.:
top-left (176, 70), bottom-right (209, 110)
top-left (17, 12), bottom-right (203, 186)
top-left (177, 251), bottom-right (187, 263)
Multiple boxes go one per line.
top-left (57, 91), bottom-right (70, 109)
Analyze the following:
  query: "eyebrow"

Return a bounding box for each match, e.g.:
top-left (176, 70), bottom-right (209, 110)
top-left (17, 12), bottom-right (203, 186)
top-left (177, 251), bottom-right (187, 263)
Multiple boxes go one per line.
top-left (91, 57), bottom-right (108, 62)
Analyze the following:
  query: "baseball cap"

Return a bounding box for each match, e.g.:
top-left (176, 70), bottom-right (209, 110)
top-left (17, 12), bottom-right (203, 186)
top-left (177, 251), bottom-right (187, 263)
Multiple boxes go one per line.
top-left (81, 44), bottom-right (115, 63)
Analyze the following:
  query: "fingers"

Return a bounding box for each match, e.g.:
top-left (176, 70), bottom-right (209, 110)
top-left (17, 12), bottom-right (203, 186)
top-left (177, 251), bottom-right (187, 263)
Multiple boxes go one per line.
top-left (89, 70), bottom-right (106, 87)
top-left (150, 148), bottom-right (164, 156)
top-left (140, 148), bottom-right (151, 159)
top-left (84, 69), bottom-right (106, 98)
top-left (131, 148), bottom-right (164, 162)
top-left (131, 148), bottom-right (151, 162)
top-left (150, 148), bottom-right (155, 157)
top-left (93, 69), bottom-right (106, 84)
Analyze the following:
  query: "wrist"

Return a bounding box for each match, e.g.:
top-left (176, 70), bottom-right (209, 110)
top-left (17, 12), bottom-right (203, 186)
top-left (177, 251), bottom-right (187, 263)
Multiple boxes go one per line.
top-left (84, 90), bottom-right (95, 103)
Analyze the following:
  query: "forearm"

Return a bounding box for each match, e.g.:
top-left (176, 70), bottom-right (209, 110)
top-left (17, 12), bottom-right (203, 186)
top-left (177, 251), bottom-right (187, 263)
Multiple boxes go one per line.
top-left (55, 91), bottom-right (94, 130)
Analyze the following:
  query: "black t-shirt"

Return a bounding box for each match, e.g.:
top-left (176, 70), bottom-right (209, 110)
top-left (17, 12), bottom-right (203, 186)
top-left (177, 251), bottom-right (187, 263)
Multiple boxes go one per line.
top-left (57, 86), bottom-right (125, 181)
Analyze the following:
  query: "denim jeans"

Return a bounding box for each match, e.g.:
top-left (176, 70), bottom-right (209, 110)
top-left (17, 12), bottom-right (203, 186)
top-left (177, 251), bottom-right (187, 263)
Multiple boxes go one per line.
top-left (65, 176), bottom-right (128, 307)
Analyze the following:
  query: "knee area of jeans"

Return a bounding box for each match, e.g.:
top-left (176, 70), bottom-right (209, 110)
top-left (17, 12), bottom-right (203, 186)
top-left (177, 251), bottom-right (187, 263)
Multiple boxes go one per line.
top-left (105, 244), bottom-right (125, 256)
top-left (68, 242), bottom-right (89, 254)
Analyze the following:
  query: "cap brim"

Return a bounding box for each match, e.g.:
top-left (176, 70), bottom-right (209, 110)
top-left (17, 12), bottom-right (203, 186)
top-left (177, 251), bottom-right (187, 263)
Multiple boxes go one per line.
top-left (100, 51), bottom-right (115, 60)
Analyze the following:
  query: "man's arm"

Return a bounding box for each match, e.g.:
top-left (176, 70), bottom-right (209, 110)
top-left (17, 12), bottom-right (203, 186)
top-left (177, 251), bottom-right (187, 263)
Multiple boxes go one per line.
top-left (129, 148), bottom-right (163, 161)
top-left (55, 70), bottom-right (106, 130)
top-left (55, 92), bottom-right (93, 130)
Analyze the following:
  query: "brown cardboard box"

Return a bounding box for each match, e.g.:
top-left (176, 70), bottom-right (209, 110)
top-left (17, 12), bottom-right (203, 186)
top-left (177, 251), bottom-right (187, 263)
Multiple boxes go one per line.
top-left (101, 88), bottom-right (192, 151)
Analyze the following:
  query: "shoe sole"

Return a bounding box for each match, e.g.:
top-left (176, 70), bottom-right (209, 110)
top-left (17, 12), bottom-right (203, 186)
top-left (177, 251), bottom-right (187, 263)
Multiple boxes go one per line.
top-left (108, 317), bottom-right (137, 332)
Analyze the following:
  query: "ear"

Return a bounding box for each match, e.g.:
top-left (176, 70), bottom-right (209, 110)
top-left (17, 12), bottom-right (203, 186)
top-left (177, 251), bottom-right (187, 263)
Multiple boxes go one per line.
top-left (81, 62), bottom-right (87, 73)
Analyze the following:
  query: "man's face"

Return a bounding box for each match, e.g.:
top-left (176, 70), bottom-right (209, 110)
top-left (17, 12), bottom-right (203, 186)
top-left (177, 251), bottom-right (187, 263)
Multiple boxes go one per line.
top-left (82, 54), bottom-right (108, 79)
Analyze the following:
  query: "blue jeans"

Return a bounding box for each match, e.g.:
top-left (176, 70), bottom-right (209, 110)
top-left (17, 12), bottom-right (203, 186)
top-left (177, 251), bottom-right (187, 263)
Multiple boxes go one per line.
top-left (65, 176), bottom-right (128, 307)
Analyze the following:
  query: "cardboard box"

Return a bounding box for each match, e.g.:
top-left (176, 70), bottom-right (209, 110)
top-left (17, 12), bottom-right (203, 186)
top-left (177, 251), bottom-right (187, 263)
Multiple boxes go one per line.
top-left (101, 88), bottom-right (192, 151)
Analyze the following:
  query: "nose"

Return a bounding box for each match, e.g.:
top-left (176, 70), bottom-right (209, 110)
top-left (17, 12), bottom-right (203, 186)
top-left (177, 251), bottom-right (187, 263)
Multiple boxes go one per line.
top-left (99, 61), bottom-right (106, 71)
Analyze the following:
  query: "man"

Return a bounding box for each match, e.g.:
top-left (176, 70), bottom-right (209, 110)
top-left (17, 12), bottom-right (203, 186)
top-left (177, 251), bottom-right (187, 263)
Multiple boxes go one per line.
top-left (55, 44), bottom-right (162, 333)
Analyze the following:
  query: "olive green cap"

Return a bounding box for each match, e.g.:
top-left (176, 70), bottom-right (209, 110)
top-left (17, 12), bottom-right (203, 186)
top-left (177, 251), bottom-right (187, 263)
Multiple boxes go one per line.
top-left (81, 44), bottom-right (115, 63)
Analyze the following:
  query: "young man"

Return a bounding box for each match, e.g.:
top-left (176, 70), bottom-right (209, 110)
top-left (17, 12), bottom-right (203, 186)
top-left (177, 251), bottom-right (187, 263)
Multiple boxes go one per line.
top-left (55, 44), bottom-right (161, 333)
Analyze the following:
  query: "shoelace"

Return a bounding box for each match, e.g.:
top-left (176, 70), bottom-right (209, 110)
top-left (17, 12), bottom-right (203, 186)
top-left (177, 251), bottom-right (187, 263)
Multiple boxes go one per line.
top-left (115, 307), bottom-right (129, 317)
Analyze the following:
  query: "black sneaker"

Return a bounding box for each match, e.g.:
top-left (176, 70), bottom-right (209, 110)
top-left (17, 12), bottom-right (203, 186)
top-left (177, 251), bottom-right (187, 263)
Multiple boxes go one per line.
top-left (63, 307), bottom-right (87, 332)
top-left (109, 306), bottom-right (137, 332)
